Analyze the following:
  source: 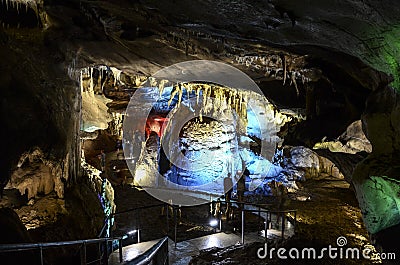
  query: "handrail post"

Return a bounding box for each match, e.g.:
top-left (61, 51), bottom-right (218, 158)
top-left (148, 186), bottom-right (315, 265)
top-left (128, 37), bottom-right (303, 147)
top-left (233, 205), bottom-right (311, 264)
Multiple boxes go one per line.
top-left (174, 206), bottom-right (177, 248)
top-left (281, 213), bottom-right (285, 238)
top-left (166, 204), bottom-right (169, 236)
top-left (165, 248), bottom-right (169, 265)
top-left (210, 201), bottom-right (214, 219)
top-left (80, 241), bottom-right (87, 265)
top-left (264, 214), bottom-right (268, 241)
top-left (241, 210), bottom-right (244, 245)
top-left (98, 242), bottom-right (101, 264)
top-left (137, 209), bottom-right (141, 243)
top-left (39, 245), bottom-right (44, 265)
top-left (268, 211), bottom-right (271, 229)
top-left (103, 240), bottom-right (109, 265)
top-left (118, 239), bottom-right (123, 263)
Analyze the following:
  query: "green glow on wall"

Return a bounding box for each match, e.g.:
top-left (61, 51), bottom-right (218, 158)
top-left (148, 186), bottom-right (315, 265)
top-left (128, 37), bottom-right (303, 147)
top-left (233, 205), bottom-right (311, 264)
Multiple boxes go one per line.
top-left (364, 25), bottom-right (400, 90)
top-left (355, 176), bottom-right (400, 234)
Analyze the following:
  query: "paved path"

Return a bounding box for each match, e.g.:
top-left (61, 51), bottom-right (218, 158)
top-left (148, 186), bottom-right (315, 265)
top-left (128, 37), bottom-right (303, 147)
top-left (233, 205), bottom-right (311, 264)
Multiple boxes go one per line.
top-left (110, 220), bottom-right (295, 265)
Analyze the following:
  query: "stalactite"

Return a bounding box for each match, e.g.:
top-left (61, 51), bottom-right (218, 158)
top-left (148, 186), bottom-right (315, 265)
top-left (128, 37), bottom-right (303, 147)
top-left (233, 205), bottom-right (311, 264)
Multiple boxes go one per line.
top-left (291, 71), bottom-right (299, 96)
top-left (164, 82), bottom-right (255, 128)
top-left (183, 83), bottom-right (192, 99)
top-left (135, 76), bottom-right (141, 87)
top-left (110, 67), bottom-right (123, 86)
top-left (281, 54), bottom-right (287, 85)
top-left (79, 69), bottom-right (84, 92)
top-left (167, 84), bottom-right (179, 107)
top-left (178, 83), bottom-right (183, 106)
top-left (2, 0), bottom-right (42, 19)
top-left (158, 79), bottom-right (168, 97)
top-left (89, 67), bottom-right (94, 92)
top-left (196, 85), bottom-right (201, 104)
top-left (149, 76), bottom-right (157, 87)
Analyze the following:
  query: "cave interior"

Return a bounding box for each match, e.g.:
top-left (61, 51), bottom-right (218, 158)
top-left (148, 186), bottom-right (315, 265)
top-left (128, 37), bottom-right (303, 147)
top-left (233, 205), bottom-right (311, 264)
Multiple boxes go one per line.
top-left (0, 0), bottom-right (400, 264)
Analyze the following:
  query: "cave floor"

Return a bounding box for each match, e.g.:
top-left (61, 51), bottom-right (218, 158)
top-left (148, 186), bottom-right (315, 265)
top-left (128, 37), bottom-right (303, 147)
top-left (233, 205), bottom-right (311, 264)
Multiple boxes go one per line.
top-left (288, 176), bottom-right (369, 248)
top-left (110, 232), bottom-right (269, 265)
top-left (110, 175), bottom-right (370, 264)
top-left (112, 185), bottom-right (219, 242)
top-left (187, 177), bottom-right (373, 264)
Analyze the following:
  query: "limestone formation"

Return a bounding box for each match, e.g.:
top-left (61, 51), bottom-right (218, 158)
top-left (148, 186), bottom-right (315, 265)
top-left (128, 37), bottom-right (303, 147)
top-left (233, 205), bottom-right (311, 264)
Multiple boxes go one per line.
top-left (313, 120), bottom-right (372, 154)
top-left (7, 148), bottom-right (68, 199)
top-left (352, 87), bottom-right (400, 234)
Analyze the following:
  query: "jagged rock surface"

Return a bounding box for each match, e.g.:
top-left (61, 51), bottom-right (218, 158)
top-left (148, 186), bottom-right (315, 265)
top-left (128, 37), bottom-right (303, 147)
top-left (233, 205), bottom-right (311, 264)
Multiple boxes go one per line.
top-left (7, 148), bottom-right (68, 199)
top-left (313, 120), bottom-right (372, 154)
top-left (352, 87), bottom-right (400, 234)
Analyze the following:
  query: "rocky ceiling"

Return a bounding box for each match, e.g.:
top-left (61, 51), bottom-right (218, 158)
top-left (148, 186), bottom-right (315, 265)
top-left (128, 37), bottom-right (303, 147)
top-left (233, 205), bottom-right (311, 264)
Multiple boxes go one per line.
top-left (0, 0), bottom-right (399, 241)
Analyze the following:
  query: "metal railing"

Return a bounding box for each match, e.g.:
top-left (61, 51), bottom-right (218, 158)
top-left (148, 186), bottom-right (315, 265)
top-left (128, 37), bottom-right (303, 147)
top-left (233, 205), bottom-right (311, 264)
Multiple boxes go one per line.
top-left (0, 198), bottom-right (296, 264)
top-left (100, 203), bottom-right (169, 243)
top-left (0, 237), bottom-right (123, 265)
top-left (207, 199), bottom-right (297, 244)
top-left (240, 208), bottom-right (297, 244)
top-left (126, 237), bottom-right (169, 265)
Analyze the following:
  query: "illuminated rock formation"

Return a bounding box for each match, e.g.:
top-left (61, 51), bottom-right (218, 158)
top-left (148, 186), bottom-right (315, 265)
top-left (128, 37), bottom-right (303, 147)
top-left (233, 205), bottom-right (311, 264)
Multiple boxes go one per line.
top-left (352, 87), bottom-right (400, 234)
top-left (313, 120), bottom-right (372, 154)
top-left (7, 148), bottom-right (68, 199)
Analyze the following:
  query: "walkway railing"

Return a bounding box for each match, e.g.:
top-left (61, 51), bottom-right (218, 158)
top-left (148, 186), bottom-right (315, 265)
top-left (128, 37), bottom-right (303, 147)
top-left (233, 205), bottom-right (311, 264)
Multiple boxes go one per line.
top-left (0, 199), bottom-right (295, 264)
top-left (0, 237), bottom-right (123, 265)
top-left (208, 199), bottom-right (297, 244)
top-left (126, 237), bottom-right (169, 265)
top-left (104, 199), bottom-right (297, 246)
top-left (240, 208), bottom-right (297, 244)
top-left (99, 203), bottom-right (169, 243)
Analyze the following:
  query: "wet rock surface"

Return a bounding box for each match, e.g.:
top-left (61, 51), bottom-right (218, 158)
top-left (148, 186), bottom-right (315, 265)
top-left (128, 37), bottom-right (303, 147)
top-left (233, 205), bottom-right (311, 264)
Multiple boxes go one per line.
top-left (0, 208), bottom-right (39, 265)
top-left (15, 194), bottom-right (67, 230)
top-left (28, 177), bottom-right (104, 241)
top-left (352, 87), bottom-right (400, 236)
top-left (313, 120), bottom-right (372, 154)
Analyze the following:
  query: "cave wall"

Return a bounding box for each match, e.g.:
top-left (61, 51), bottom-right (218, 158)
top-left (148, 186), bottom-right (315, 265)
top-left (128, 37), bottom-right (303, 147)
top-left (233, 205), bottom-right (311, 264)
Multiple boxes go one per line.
top-left (0, 26), bottom-right (81, 194)
top-left (352, 86), bottom-right (400, 234)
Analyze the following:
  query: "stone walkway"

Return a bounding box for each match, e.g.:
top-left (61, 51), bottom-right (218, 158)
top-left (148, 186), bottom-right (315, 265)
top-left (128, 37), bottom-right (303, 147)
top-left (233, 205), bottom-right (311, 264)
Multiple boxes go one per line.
top-left (109, 219), bottom-right (295, 265)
